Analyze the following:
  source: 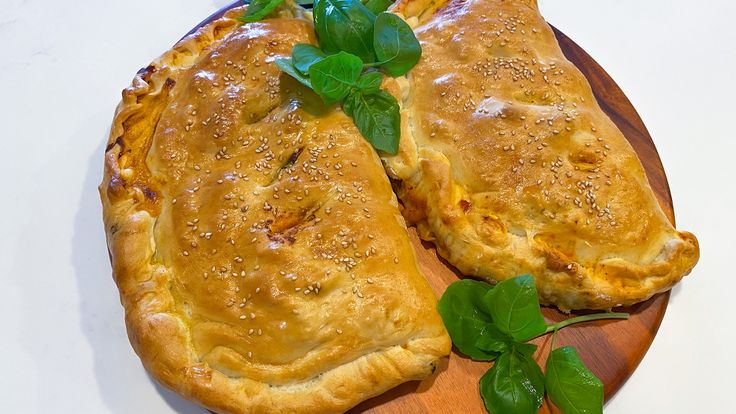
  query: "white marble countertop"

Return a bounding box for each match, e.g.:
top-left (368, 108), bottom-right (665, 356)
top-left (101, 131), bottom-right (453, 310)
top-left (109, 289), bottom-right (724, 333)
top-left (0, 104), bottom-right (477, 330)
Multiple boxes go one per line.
top-left (1, 0), bottom-right (732, 412)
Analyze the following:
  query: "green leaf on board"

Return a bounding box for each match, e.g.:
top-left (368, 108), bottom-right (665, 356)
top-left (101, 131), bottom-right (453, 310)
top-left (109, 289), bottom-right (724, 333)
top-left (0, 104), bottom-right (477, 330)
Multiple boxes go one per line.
top-left (479, 346), bottom-right (545, 414)
top-left (437, 279), bottom-right (498, 360)
top-left (545, 346), bottom-right (604, 414)
top-left (484, 275), bottom-right (547, 342)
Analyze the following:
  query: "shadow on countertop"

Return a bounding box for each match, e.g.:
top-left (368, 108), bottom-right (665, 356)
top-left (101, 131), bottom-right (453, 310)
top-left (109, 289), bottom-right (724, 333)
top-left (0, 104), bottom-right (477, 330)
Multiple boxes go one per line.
top-left (71, 119), bottom-right (206, 414)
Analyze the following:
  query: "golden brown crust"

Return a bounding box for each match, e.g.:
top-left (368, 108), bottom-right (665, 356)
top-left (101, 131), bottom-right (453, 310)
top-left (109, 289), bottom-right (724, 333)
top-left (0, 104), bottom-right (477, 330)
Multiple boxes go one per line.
top-left (100, 6), bottom-right (449, 413)
top-left (385, 0), bottom-right (699, 310)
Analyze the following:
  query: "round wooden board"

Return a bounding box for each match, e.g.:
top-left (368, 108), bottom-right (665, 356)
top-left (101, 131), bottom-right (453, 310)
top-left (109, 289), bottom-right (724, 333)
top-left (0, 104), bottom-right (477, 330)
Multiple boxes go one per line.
top-left (191, 4), bottom-right (675, 413)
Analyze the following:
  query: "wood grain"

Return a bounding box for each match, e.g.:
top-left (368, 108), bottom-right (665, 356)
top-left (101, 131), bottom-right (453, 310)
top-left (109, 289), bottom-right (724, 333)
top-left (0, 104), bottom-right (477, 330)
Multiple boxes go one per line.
top-left (188, 4), bottom-right (674, 413)
top-left (350, 26), bottom-right (673, 414)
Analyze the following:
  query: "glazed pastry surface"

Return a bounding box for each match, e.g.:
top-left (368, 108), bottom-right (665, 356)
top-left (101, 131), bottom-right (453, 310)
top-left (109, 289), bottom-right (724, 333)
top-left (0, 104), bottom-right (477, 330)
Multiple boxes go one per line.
top-left (385, 0), bottom-right (699, 310)
top-left (100, 7), bottom-right (449, 413)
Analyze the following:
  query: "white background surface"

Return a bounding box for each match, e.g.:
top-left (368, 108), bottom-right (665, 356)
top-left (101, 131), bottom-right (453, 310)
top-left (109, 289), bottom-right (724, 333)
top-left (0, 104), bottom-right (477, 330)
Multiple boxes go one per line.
top-left (0, 0), bottom-right (732, 412)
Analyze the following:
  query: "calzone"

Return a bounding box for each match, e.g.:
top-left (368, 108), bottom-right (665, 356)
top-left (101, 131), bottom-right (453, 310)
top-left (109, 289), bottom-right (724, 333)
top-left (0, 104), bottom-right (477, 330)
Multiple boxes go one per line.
top-left (100, 6), bottom-right (449, 413)
top-left (385, 0), bottom-right (699, 310)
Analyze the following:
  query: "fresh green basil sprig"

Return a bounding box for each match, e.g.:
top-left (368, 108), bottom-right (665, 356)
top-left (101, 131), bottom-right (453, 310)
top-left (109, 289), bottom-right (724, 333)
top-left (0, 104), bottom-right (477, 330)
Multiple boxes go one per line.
top-left (313, 0), bottom-right (377, 62)
top-left (238, 0), bottom-right (286, 22)
top-left (438, 275), bottom-right (629, 414)
top-left (239, 0), bottom-right (421, 154)
top-left (546, 344), bottom-right (605, 414)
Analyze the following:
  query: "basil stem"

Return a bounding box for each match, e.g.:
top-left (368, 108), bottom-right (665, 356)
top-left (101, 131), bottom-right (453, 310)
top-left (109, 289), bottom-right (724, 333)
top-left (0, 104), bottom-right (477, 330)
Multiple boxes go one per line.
top-left (543, 312), bottom-right (630, 335)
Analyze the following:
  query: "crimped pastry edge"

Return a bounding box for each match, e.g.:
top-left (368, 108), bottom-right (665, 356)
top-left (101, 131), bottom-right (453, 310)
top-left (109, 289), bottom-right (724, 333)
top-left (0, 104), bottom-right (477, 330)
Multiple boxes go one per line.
top-left (99, 6), bottom-right (449, 413)
top-left (387, 0), bottom-right (699, 311)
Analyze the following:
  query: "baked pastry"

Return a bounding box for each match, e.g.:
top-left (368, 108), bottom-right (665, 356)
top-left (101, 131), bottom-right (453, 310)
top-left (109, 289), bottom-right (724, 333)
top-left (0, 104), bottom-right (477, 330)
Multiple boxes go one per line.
top-left (99, 6), bottom-right (449, 413)
top-left (385, 0), bottom-right (699, 310)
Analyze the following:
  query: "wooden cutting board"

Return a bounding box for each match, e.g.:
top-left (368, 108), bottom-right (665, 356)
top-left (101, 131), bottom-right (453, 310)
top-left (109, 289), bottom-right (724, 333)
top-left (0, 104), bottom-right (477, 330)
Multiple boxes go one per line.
top-left (191, 4), bottom-right (675, 413)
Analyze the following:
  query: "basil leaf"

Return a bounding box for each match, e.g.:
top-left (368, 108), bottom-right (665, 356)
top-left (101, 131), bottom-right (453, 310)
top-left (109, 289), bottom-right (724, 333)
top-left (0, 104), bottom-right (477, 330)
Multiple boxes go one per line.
top-left (275, 57), bottom-right (313, 89)
top-left (313, 0), bottom-right (377, 63)
top-left (312, 0), bottom-right (337, 51)
top-left (308, 52), bottom-right (363, 104)
top-left (546, 346), bottom-right (604, 414)
top-left (364, 0), bottom-right (394, 14)
top-left (238, 0), bottom-right (284, 23)
top-left (292, 44), bottom-right (327, 75)
top-left (343, 89), bottom-right (400, 154)
top-left (373, 12), bottom-right (421, 77)
top-left (484, 275), bottom-right (547, 342)
top-left (475, 325), bottom-right (514, 356)
top-left (437, 279), bottom-right (498, 360)
top-left (356, 71), bottom-right (383, 94)
top-left (480, 348), bottom-right (545, 414)
top-left (514, 342), bottom-right (538, 358)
